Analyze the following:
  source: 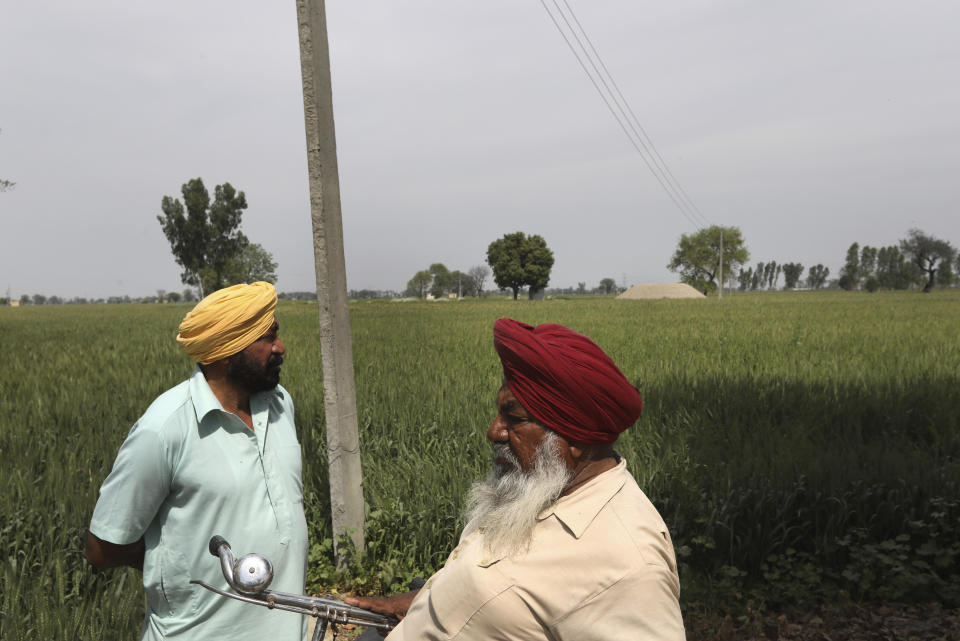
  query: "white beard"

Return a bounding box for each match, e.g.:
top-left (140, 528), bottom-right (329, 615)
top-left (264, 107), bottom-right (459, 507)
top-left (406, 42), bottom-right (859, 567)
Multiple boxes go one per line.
top-left (464, 430), bottom-right (572, 558)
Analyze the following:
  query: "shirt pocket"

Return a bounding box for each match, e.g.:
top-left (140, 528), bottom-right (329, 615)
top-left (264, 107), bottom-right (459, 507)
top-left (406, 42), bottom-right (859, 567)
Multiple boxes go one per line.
top-left (428, 563), bottom-right (515, 639)
top-left (157, 544), bottom-right (199, 616)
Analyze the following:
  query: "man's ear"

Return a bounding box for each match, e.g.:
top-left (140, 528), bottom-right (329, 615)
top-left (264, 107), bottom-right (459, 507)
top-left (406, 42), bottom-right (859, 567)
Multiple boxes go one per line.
top-left (568, 443), bottom-right (585, 461)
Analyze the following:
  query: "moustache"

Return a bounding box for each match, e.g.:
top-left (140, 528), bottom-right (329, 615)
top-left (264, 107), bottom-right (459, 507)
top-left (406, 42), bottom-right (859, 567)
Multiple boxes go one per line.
top-left (267, 355), bottom-right (284, 368)
top-left (493, 444), bottom-right (520, 471)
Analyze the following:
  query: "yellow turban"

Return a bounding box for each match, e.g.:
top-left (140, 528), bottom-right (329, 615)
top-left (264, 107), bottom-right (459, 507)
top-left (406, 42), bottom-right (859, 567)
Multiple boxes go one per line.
top-left (176, 282), bottom-right (278, 364)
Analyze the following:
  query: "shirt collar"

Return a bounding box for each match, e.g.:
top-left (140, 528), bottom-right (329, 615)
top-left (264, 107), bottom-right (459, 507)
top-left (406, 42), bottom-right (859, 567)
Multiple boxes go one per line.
top-left (188, 365), bottom-right (286, 425)
top-left (538, 458), bottom-right (628, 539)
top-left (189, 365), bottom-right (226, 423)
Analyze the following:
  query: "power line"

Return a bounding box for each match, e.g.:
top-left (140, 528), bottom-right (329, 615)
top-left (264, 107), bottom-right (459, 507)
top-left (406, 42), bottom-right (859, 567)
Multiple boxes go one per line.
top-left (556, 0), bottom-right (710, 226)
top-left (537, 0), bottom-right (711, 229)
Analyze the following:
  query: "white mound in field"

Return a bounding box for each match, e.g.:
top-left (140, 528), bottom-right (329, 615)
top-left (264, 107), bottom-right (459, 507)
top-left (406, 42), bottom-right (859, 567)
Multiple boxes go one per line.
top-left (616, 283), bottom-right (706, 300)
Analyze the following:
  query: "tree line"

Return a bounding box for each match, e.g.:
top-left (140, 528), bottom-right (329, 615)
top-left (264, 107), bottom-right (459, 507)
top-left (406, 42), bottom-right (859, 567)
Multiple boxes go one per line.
top-left (404, 231), bottom-right (556, 300)
top-left (838, 230), bottom-right (957, 292)
top-left (405, 264), bottom-right (491, 299)
top-left (668, 225), bottom-right (958, 294)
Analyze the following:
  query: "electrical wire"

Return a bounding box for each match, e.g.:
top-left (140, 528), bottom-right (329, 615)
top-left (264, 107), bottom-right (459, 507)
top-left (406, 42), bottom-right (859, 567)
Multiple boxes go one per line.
top-left (537, 0), bottom-right (711, 229)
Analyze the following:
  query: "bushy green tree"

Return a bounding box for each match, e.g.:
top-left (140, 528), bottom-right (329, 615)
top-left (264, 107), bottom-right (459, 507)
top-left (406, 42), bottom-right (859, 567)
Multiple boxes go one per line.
top-left (406, 270), bottom-right (431, 298)
top-left (428, 263), bottom-right (452, 298)
top-left (157, 178), bottom-right (250, 297)
top-left (900, 229), bottom-right (957, 293)
top-left (223, 243), bottom-right (278, 285)
top-left (876, 246), bottom-right (919, 289)
top-left (806, 264), bottom-right (830, 289)
top-left (486, 232), bottom-right (555, 300)
top-left (782, 263), bottom-right (804, 289)
top-left (667, 225), bottom-right (749, 295)
top-left (599, 278), bottom-right (617, 294)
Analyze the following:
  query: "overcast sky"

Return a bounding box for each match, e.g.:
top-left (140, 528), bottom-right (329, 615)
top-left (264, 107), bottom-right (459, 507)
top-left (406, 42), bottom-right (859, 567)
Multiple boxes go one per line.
top-left (2, 1), bottom-right (958, 299)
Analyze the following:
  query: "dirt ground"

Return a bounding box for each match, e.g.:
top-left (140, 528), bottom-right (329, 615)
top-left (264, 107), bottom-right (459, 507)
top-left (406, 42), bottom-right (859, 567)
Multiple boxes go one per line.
top-left (685, 603), bottom-right (960, 641)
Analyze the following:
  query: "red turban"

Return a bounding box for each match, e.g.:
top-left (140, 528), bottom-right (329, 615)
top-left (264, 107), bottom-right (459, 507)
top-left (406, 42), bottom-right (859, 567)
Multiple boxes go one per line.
top-left (493, 318), bottom-right (643, 445)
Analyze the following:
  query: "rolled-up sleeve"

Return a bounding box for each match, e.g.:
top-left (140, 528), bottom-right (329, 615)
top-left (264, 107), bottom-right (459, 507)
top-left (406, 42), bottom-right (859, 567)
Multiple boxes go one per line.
top-left (89, 427), bottom-right (171, 544)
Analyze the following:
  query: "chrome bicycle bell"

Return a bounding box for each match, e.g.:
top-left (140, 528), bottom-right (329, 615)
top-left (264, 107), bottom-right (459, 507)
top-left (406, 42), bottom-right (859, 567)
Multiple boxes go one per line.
top-left (233, 553), bottom-right (274, 594)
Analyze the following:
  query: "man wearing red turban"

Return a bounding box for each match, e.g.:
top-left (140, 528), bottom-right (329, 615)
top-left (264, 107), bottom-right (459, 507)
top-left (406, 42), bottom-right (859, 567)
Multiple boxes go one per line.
top-left (349, 319), bottom-right (685, 640)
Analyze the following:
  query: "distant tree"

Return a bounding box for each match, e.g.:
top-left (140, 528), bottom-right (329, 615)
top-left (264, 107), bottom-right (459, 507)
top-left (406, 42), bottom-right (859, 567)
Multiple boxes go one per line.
top-left (32, 294), bottom-right (46, 305)
top-left (406, 270), bottom-right (431, 299)
top-left (806, 264), bottom-right (830, 289)
top-left (467, 265), bottom-right (491, 297)
top-left (157, 178), bottom-right (250, 297)
top-left (751, 262), bottom-right (763, 291)
top-left (449, 270), bottom-right (475, 297)
top-left (839, 242), bottom-right (860, 290)
top-left (487, 232), bottom-right (555, 300)
top-left (668, 226), bottom-right (749, 296)
top-left (782, 263), bottom-right (804, 289)
top-left (761, 261), bottom-right (781, 289)
top-left (860, 246), bottom-right (878, 280)
top-left (900, 229), bottom-right (957, 293)
top-left (157, 289), bottom-right (166, 303)
top-left (182, 289), bottom-right (197, 302)
top-left (19, 294), bottom-right (30, 305)
top-left (48, 296), bottom-right (62, 305)
top-left (599, 278), bottom-right (617, 294)
top-left (428, 263), bottom-right (452, 298)
top-left (876, 246), bottom-right (919, 289)
top-left (167, 291), bottom-right (181, 303)
top-left (224, 242), bottom-right (278, 285)
top-left (737, 267), bottom-right (752, 291)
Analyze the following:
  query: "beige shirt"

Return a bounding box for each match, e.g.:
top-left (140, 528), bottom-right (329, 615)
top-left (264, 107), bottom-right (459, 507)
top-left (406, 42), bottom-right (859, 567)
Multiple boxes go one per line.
top-left (389, 459), bottom-right (685, 640)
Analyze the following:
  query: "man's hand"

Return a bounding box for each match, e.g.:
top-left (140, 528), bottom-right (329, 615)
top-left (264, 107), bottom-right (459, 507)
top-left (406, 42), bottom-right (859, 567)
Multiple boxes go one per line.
top-left (85, 531), bottom-right (145, 571)
top-left (345, 588), bottom-right (420, 621)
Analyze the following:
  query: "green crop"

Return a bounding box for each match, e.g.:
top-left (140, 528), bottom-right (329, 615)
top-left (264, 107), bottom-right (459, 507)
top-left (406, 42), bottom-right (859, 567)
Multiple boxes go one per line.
top-left (1, 289), bottom-right (958, 638)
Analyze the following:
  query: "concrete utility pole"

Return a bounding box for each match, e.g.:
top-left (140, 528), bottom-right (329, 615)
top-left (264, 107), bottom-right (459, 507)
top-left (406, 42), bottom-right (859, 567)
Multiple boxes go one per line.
top-left (718, 229), bottom-right (724, 299)
top-left (295, 0), bottom-right (365, 558)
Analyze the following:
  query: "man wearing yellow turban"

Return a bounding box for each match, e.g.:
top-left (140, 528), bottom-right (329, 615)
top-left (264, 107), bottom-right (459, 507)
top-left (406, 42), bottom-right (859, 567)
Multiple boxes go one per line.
top-left (85, 282), bottom-right (309, 641)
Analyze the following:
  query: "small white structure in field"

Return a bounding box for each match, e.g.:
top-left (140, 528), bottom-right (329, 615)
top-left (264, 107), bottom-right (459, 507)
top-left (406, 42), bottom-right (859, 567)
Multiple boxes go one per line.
top-left (616, 283), bottom-right (705, 300)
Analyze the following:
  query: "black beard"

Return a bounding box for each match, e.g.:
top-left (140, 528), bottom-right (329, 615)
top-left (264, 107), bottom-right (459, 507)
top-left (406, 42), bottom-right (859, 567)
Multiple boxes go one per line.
top-left (228, 351), bottom-right (283, 393)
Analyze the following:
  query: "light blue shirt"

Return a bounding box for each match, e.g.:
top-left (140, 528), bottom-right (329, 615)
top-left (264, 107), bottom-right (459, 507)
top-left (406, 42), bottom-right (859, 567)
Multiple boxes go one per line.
top-left (90, 367), bottom-right (308, 641)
